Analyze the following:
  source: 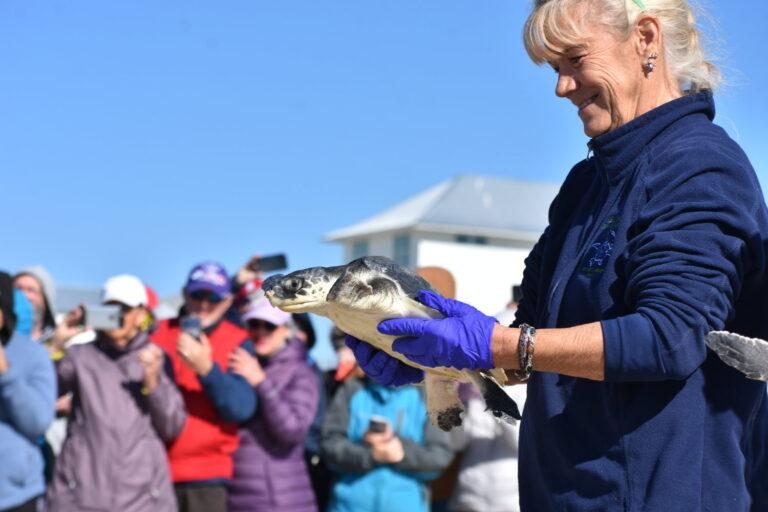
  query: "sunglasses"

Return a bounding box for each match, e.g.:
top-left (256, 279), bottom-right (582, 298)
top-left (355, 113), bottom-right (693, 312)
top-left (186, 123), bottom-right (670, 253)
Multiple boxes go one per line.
top-left (246, 319), bottom-right (278, 332)
top-left (189, 291), bottom-right (224, 304)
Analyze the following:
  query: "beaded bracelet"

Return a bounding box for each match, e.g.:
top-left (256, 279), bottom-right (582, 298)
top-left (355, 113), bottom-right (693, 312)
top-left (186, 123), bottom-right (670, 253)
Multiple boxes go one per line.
top-left (513, 323), bottom-right (537, 382)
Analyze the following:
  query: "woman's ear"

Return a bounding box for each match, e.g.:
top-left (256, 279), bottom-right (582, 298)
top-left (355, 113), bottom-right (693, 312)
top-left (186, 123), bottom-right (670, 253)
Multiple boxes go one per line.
top-left (635, 14), bottom-right (662, 57)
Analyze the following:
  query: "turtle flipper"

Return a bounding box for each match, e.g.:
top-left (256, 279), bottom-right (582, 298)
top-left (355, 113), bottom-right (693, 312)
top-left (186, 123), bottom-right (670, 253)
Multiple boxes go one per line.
top-left (705, 331), bottom-right (768, 381)
top-left (423, 373), bottom-right (464, 432)
top-left (468, 371), bottom-right (521, 422)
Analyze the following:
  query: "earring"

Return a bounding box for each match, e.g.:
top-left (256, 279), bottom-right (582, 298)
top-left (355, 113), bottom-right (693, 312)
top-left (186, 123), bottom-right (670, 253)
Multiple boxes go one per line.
top-left (644, 52), bottom-right (659, 74)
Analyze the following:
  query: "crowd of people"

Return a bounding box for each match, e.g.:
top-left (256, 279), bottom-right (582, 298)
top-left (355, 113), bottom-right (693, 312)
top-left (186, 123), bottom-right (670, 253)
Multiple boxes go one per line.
top-left (0, 260), bottom-right (525, 512)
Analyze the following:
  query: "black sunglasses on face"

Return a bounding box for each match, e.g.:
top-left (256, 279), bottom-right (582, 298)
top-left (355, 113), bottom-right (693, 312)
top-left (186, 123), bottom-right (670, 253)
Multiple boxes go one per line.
top-left (189, 291), bottom-right (224, 304)
top-left (246, 319), bottom-right (278, 332)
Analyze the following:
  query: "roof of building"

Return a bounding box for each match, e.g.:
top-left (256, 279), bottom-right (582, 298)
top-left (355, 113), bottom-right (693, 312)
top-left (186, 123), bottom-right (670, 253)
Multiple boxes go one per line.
top-left (325, 175), bottom-right (560, 242)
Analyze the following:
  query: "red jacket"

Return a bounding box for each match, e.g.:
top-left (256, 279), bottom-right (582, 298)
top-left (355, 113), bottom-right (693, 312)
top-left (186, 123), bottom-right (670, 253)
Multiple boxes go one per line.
top-left (152, 317), bottom-right (248, 482)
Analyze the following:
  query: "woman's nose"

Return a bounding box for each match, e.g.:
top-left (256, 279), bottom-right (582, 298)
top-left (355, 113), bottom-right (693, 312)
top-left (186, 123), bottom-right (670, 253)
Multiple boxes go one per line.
top-left (555, 71), bottom-right (578, 98)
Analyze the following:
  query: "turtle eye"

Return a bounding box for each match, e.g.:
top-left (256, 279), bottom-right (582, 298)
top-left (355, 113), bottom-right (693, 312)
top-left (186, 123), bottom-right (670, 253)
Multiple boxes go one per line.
top-left (283, 277), bottom-right (304, 294)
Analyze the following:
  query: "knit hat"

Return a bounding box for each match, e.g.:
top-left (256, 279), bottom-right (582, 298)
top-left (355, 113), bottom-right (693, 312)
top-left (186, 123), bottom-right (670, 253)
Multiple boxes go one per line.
top-left (15, 265), bottom-right (57, 328)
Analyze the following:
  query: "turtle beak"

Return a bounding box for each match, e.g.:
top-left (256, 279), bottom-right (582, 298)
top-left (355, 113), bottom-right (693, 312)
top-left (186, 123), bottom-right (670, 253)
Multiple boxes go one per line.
top-left (262, 274), bottom-right (284, 295)
top-left (262, 274), bottom-right (305, 300)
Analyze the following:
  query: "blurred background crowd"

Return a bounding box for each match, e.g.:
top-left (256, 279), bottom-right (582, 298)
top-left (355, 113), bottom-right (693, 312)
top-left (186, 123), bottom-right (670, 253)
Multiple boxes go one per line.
top-left (1, 257), bottom-right (526, 512)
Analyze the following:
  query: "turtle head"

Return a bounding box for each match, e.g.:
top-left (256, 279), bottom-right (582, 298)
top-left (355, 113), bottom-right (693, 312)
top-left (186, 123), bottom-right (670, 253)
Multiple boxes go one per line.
top-left (324, 258), bottom-right (405, 313)
top-left (263, 265), bottom-right (344, 313)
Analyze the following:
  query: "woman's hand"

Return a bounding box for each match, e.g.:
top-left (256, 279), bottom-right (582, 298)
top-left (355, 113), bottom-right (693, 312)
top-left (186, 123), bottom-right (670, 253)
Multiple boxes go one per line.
top-left (378, 290), bottom-right (497, 370)
top-left (138, 344), bottom-right (164, 393)
top-left (229, 347), bottom-right (266, 387)
top-left (235, 257), bottom-right (263, 286)
top-left (55, 394), bottom-right (73, 415)
top-left (345, 336), bottom-right (423, 386)
top-left (49, 306), bottom-right (85, 351)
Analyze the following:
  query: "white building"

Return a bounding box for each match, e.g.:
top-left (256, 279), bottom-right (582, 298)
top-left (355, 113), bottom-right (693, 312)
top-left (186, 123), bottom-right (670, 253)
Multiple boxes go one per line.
top-left (325, 175), bottom-right (559, 315)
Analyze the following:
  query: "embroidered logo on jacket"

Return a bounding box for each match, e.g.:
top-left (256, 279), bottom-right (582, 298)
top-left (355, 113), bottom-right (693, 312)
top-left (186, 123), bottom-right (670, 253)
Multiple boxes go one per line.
top-left (580, 216), bottom-right (618, 275)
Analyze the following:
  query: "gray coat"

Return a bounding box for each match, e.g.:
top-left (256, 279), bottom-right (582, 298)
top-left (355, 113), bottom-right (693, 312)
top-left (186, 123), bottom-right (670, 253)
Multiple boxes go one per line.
top-left (46, 332), bottom-right (186, 512)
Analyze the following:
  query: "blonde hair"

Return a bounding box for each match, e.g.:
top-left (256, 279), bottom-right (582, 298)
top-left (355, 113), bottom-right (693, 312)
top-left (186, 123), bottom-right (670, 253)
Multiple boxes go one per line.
top-left (523, 0), bottom-right (720, 92)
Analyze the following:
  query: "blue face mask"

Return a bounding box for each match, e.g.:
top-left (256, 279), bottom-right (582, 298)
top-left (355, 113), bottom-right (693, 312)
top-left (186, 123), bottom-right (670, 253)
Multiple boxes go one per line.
top-left (13, 289), bottom-right (34, 336)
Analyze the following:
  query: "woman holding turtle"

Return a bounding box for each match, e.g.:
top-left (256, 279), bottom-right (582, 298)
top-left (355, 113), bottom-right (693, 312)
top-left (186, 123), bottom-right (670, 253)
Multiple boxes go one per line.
top-left (347, 0), bottom-right (768, 509)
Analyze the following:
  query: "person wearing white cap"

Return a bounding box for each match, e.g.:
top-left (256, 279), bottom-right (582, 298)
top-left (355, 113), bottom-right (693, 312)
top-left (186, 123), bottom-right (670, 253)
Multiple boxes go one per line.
top-left (226, 296), bottom-right (319, 512)
top-left (46, 274), bottom-right (186, 512)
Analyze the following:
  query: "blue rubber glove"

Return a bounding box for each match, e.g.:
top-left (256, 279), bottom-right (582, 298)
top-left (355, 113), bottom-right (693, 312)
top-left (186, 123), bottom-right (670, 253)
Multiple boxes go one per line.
top-left (378, 290), bottom-right (497, 370)
top-left (344, 335), bottom-right (424, 386)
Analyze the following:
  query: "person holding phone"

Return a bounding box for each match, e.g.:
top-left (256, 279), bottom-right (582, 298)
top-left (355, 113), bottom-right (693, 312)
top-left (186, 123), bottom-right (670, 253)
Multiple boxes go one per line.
top-left (45, 274), bottom-right (185, 512)
top-left (151, 261), bottom-right (256, 512)
top-left (225, 296), bottom-right (319, 512)
top-left (320, 370), bottom-right (453, 512)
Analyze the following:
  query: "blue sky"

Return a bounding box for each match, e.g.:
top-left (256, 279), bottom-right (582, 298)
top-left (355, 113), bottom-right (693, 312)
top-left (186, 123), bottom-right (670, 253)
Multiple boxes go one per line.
top-left (1, 1), bottom-right (765, 363)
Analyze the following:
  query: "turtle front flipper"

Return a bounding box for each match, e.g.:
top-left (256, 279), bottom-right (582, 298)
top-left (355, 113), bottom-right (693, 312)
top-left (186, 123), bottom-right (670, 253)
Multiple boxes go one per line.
top-left (467, 371), bottom-right (521, 422)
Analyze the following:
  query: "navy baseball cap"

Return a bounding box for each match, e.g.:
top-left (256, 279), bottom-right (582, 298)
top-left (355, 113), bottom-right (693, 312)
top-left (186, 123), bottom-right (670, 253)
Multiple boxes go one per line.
top-left (185, 261), bottom-right (231, 297)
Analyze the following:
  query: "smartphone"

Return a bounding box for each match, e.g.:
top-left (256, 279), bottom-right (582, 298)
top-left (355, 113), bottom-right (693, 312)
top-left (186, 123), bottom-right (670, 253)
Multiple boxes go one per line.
top-left (82, 304), bottom-right (122, 331)
top-left (368, 415), bottom-right (390, 434)
top-left (247, 253), bottom-right (288, 273)
top-left (180, 316), bottom-right (202, 340)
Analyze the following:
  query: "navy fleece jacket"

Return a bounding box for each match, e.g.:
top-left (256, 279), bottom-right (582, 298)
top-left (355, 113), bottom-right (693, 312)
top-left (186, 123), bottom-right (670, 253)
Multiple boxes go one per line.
top-left (515, 92), bottom-right (768, 511)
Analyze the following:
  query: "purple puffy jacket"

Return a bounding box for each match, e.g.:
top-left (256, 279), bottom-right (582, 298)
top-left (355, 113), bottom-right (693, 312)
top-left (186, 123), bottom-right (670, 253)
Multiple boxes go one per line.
top-left (228, 339), bottom-right (319, 512)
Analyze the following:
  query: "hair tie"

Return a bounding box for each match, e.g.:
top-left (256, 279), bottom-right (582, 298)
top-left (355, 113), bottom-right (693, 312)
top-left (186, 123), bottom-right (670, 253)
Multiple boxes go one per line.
top-left (632, 0), bottom-right (646, 9)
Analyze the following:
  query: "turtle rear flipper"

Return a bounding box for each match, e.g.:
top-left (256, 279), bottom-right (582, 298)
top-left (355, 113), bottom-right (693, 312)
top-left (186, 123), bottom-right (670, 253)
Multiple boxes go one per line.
top-left (424, 373), bottom-right (464, 432)
top-left (468, 371), bottom-right (521, 422)
top-left (705, 331), bottom-right (768, 381)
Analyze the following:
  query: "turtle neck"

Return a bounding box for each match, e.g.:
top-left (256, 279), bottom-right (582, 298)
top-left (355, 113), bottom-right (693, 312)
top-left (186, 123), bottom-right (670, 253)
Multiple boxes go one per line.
top-left (588, 91), bottom-right (715, 182)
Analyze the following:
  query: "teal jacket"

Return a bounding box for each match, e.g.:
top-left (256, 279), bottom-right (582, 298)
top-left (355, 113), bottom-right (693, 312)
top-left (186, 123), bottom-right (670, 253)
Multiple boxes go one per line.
top-left (0, 331), bottom-right (56, 510)
top-left (321, 378), bottom-right (452, 512)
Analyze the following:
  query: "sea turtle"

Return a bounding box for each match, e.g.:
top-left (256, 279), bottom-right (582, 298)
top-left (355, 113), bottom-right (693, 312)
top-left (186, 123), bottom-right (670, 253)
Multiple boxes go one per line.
top-left (262, 256), bottom-right (521, 431)
top-left (706, 331), bottom-right (768, 381)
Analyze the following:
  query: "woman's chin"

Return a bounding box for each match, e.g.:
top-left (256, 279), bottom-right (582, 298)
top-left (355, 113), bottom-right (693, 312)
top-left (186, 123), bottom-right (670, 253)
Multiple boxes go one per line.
top-left (579, 109), bottom-right (612, 138)
top-left (582, 120), bottom-right (611, 138)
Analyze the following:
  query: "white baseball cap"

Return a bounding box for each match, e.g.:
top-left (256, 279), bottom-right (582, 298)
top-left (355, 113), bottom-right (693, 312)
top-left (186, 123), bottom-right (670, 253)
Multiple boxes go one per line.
top-left (101, 274), bottom-right (148, 308)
